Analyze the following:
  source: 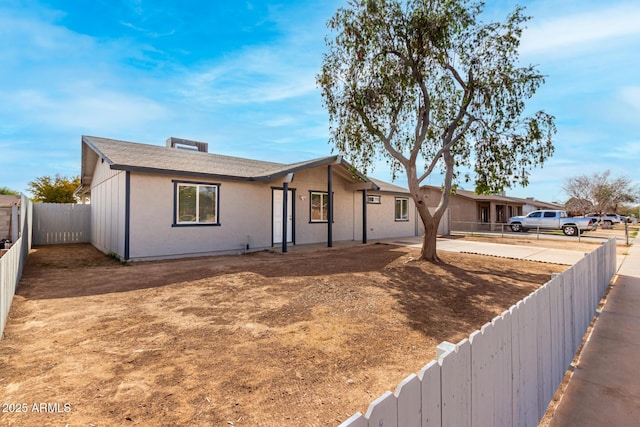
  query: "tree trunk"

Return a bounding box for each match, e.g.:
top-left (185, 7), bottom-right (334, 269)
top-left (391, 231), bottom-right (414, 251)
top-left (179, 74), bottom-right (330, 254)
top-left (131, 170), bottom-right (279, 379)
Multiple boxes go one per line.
top-left (412, 188), bottom-right (441, 262)
top-left (419, 214), bottom-right (440, 262)
top-left (408, 170), bottom-right (444, 263)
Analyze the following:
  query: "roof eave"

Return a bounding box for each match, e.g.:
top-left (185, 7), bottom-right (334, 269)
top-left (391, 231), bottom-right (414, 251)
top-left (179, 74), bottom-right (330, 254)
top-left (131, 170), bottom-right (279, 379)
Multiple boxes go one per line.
top-left (253, 155), bottom-right (376, 188)
top-left (109, 164), bottom-right (254, 182)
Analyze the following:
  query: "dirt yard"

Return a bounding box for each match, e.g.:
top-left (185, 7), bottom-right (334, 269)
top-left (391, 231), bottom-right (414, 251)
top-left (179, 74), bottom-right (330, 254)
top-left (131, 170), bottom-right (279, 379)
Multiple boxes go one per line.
top-left (1, 241), bottom-right (570, 426)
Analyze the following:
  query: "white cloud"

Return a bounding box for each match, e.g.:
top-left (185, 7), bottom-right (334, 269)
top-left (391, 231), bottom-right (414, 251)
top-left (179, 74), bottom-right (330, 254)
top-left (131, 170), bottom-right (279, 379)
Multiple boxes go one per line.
top-left (521, 3), bottom-right (640, 55)
top-left (0, 11), bottom-right (94, 63)
top-left (618, 86), bottom-right (640, 114)
top-left (8, 86), bottom-right (170, 133)
top-left (262, 116), bottom-right (297, 127)
top-left (603, 140), bottom-right (640, 160)
top-left (179, 48), bottom-right (319, 106)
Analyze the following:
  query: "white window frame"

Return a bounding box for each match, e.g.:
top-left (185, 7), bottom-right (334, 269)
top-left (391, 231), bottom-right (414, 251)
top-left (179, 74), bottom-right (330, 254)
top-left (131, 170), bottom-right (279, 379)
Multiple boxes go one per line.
top-left (174, 181), bottom-right (220, 226)
top-left (310, 191), bottom-right (329, 223)
top-left (395, 197), bottom-right (409, 221)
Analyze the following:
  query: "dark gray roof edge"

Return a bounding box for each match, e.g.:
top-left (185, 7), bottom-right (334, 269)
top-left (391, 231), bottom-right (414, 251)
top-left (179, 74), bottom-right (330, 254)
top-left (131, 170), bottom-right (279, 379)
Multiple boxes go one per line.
top-left (338, 156), bottom-right (375, 188)
top-left (252, 155), bottom-right (377, 188)
top-left (109, 164), bottom-right (253, 182)
top-left (252, 156), bottom-right (339, 181)
top-left (82, 135), bottom-right (114, 165)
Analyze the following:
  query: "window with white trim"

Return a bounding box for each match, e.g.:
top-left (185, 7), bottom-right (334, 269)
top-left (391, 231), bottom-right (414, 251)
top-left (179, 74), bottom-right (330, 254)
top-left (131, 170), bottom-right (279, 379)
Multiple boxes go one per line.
top-left (310, 191), bottom-right (329, 222)
top-left (176, 183), bottom-right (219, 225)
top-left (395, 197), bottom-right (409, 221)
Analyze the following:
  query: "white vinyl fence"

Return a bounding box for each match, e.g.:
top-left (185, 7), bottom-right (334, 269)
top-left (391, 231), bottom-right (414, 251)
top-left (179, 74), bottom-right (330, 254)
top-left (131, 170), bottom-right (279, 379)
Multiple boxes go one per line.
top-left (0, 195), bottom-right (32, 339)
top-left (32, 203), bottom-right (90, 245)
top-left (340, 238), bottom-right (617, 427)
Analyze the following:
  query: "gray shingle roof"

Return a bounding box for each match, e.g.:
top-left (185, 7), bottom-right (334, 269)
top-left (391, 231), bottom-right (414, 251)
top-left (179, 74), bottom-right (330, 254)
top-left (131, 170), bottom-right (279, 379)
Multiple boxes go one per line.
top-left (505, 196), bottom-right (563, 210)
top-left (367, 177), bottom-right (410, 194)
top-left (81, 136), bottom-right (371, 184)
top-left (421, 184), bottom-right (559, 207)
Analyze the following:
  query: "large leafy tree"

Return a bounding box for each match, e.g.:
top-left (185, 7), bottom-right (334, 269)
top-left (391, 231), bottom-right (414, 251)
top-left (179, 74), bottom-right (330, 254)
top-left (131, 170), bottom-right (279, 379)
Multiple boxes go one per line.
top-left (563, 170), bottom-right (639, 214)
top-left (28, 174), bottom-right (80, 203)
top-left (318, 0), bottom-right (555, 261)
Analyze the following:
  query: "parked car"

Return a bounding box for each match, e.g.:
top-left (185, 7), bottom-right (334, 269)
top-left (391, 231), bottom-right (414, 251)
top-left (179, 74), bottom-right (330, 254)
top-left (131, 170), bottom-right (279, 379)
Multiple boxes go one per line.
top-left (508, 210), bottom-right (597, 236)
top-left (616, 215), bottom-right (630, 224)
top-left (586, 213), bottom-right (622, 226)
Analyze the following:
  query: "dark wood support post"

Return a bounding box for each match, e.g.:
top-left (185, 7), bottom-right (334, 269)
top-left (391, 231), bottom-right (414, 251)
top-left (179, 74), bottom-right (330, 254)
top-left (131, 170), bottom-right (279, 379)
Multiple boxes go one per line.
top-left (282, 182), bottom-right (288, 253)
top-left (124, 171), bottom-right (130, 261)
top-left (362, 189), bottom-right (367, 244)
top-left (327, 165), bottom-right (333, 247)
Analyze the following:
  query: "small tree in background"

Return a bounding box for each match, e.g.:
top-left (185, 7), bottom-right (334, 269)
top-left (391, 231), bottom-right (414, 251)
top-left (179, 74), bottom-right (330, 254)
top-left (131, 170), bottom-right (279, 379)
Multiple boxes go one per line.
top-left (318, 0), bottom-right (556, 261)
top-left (563, 170), bottom-right (639, 214)
top-left (0, 186), bottom-right (20, 195)
top-left (564, 197), bottom-right (594, 217)
top-left (28, 175), bottom-right (80, 203)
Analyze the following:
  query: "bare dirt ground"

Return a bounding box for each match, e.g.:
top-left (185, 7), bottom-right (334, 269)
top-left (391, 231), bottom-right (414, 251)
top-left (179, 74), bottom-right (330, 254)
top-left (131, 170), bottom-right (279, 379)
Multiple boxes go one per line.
top-left (1, 241), bottom-right (573, 426)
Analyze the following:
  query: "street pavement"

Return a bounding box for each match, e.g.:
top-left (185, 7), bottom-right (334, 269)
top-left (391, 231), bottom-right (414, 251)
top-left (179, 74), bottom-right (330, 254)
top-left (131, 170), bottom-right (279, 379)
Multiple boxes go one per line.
top-left (548, 235), bottom-right (640, 426)
top-left (386, 236), bottom-right (614, 267)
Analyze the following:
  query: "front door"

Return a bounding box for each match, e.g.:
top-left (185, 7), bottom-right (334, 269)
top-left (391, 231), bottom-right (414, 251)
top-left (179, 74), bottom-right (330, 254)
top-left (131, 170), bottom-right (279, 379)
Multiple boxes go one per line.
top-left (273, 189), bottom-right (293, 244)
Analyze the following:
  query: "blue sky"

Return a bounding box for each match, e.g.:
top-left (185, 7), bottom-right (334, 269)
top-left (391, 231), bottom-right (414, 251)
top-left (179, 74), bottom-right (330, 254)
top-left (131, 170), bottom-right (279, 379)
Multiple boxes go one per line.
top-left (1, 0), bottom-right (638, 204)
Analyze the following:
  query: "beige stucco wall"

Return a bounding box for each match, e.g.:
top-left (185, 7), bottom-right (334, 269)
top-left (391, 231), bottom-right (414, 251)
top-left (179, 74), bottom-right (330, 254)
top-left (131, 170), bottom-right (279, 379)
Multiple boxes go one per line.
top-left (128, 173), bottom-right (272, 260)
top-left (126, 165), bottom-right (368, 260)
top-left (90, 161), bottom-right (126, 257)
top-left (352, 192), bottom-right (417, 240)
top-left (285, 166), bottom-right (356, 245)
top-left (99, 163), bottom-right (442, 261)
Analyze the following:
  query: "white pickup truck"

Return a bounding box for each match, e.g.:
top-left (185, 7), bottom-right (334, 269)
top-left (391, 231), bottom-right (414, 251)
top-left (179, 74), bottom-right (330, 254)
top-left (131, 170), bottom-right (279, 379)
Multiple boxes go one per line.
top-left (508, 210), bottom-right (597, 236)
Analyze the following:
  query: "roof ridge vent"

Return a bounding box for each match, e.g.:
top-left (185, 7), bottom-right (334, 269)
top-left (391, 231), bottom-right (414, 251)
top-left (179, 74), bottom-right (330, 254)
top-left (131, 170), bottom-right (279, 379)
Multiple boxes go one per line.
top-left (166, 137), bottom-right (208, 153)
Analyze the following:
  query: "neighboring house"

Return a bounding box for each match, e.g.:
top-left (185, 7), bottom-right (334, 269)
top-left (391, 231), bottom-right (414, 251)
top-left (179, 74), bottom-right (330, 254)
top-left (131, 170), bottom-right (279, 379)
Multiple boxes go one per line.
top-left (421, 185), bottom-right (525, 231)
top-left (77, 136), bottom-right (436, 261)
top-left (421, 185), bottom-right (562, 231)
top-left (505, 196), bottom-right (563, 215)
top-left (0, 195), bottom-right (20, 241)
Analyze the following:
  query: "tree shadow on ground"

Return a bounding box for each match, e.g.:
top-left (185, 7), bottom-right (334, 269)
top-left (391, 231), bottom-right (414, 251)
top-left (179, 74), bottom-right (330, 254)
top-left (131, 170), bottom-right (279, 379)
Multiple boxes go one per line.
top-left (380, 253), bottom-right (563, 342)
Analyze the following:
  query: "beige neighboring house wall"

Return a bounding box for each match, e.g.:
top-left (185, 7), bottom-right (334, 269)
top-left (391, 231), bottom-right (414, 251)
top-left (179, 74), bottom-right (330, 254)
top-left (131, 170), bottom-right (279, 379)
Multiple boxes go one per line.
top-left (422, 185), bottom-right (525, 231)
top-left (505, 196), bottom-right (563, 214)
top-left (0, 195), bottom-right (20, 241)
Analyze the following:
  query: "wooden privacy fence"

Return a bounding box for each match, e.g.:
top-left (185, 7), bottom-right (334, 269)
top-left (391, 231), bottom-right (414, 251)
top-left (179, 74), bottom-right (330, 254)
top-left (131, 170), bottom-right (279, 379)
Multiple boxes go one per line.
top-left (32, 203), bottom-right (90, 245)
top-left (340, 238), bottom-right (617, 427)
top-left (0, 196), bottom-right (32, 339)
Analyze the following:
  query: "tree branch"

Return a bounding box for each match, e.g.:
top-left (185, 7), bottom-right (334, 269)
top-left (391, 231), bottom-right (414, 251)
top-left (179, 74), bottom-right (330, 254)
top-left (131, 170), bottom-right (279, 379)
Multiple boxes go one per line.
top-left (352, 99), bottom-right (409, 167)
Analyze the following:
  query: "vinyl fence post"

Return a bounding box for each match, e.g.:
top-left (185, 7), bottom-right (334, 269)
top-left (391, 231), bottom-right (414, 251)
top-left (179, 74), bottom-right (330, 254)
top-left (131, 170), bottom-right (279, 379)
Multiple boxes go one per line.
top-left (625, 221), bottom-right (629, 245)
